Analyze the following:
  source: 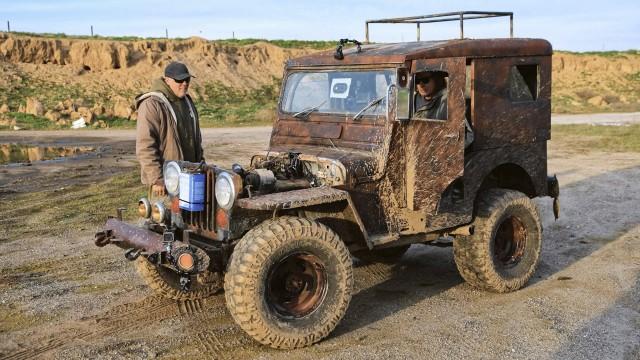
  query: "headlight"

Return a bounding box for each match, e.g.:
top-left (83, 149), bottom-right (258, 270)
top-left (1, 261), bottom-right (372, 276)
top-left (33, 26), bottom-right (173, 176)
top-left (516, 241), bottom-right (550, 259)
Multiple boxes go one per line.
top-left (138, 197), bottom-right (151, 218)
top-left (215, 172), bottom-right (236, 209)
top-left (151, 201), bottom-right (167, 223)
top-left (164, 161), bottom-right (181, 196)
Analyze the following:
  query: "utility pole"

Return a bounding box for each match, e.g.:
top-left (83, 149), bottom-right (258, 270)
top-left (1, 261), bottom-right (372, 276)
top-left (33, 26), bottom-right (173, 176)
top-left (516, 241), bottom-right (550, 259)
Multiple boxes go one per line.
top-left (232, 31), bottom-right (235, 39)
top-left (7, 21), bottom-right (10, 33)
top-left (165, 28), bottom-right (168, 39)
top-left (91, 25), bottom-right (93, 37)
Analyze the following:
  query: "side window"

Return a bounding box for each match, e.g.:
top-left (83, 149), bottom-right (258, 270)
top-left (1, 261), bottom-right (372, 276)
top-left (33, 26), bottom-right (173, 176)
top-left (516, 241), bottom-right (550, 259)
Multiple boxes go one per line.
top-left (509, 64), bottom-right (539, 102)
top-left (413, 71), bottom-right (449, 120)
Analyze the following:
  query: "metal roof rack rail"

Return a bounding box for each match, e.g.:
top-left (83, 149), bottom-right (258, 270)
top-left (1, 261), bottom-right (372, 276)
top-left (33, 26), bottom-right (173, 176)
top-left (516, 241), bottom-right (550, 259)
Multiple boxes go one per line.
top-left (365, 11), bottom-right (513, 43)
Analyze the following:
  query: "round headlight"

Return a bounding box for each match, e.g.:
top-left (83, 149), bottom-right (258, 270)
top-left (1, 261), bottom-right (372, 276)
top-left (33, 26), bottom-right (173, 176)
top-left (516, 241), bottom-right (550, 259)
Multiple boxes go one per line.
top-left (164, 161), bottom-right (181, 196)
top-left (215, 172), bottom-right (236, 209)
top-left (138, 197), bottom-right (151, 218)
top-left (151, 201), bottom-right (167, 223)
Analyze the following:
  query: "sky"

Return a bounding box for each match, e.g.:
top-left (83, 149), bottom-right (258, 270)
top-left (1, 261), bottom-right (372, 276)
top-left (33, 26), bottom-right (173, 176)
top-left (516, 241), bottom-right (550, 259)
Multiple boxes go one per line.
top-left (2, 0), bottom-right (639, 51)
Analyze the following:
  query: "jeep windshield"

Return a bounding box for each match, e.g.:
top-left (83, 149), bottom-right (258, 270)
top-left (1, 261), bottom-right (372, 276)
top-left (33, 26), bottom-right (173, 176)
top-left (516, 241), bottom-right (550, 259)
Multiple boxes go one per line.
top-left (281, 69), bottom-right (397, 118)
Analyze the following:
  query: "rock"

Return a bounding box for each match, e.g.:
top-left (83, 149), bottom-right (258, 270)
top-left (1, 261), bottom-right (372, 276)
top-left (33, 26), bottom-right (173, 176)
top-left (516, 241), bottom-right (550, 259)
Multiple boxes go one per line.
top-left (25, 97), bottom-right (45, 116)
top-left (44, 110), bottom-right (61, 122)
top-left (70, 111), bottom-right (82, 120)
top-left (54, 101), bottom-right (65, 111)
top-left (0, 104), bottom-right (9, 113)
top-left (18, 104), bottom-right (26, 113)
top-left (13, 125), bottom-right (22, 131)
top-left (92, 104), bottom-right (105, 116)
top-left (587, 95), bottom-right (608, 107)
top-left (113, 98), bottom-right (133, 119)
top-left (63, 98), bottom-right (75, 110)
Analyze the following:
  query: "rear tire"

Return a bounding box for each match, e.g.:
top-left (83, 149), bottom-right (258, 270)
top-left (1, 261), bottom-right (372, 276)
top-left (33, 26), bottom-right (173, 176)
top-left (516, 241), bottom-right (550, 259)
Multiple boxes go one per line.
top-left (453, 189), bottom-right (542, 293)
top-left (135, 257), bottom-right (221, 301)
top-left (224, 216), bottom-right (353, 349)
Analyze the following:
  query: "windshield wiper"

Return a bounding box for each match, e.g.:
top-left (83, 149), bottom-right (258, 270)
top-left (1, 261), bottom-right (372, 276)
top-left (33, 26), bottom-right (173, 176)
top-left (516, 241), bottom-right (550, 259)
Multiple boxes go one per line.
top-left (293, 100), bottom-right (326, 119)
top-left (353, 95), bottom-right (385, 121)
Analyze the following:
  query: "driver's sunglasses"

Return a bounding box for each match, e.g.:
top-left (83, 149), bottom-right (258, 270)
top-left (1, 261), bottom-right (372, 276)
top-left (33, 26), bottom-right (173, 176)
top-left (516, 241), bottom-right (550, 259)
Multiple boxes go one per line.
top-left (174, 77), bottom-right (191, 84)
top-left (417, 77), bottom-right (431, 85)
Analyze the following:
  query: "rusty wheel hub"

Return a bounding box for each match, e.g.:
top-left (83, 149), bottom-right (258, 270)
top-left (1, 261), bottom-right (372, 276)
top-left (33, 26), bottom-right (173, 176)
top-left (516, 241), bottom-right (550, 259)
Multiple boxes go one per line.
top-left (493, 216), bottom-right (527, 268)
top-left (266, 252), bottom-right (327, 318)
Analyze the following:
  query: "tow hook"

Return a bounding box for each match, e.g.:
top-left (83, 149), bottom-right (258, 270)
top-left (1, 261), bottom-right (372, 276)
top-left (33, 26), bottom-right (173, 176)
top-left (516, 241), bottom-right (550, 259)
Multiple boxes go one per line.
top-left (179, 276), bottom-right (191, 291)
top-left (125, 248), bottom-right (141, 261)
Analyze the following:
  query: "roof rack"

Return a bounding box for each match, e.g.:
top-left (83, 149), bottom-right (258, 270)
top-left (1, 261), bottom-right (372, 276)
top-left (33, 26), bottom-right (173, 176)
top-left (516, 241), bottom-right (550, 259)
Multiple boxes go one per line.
top-left (365, 11), bottom-right (513, 43)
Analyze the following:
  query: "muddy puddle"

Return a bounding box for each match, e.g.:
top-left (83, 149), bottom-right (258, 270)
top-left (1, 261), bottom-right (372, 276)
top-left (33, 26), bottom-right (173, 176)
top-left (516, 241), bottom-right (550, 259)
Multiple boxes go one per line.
top-left (0, 143), bottom-right (96, 165)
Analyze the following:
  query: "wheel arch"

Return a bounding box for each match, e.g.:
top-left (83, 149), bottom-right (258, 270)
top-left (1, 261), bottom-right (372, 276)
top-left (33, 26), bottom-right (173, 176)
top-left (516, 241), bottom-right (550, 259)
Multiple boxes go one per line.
top-left (477, 162), bottom-right (537, 198)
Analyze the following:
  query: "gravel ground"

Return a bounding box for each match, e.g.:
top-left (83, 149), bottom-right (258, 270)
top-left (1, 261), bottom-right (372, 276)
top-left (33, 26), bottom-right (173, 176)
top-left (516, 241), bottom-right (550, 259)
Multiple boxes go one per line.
top-left (0, 119), bottom-right (638, 360)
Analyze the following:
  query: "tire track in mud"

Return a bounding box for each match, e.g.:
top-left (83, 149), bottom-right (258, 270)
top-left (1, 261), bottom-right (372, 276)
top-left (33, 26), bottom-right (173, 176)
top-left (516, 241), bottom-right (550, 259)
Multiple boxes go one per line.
top-left (3, 262), bottom-right (410, 360)
top-left (1, 296), bottom-right (182, 360)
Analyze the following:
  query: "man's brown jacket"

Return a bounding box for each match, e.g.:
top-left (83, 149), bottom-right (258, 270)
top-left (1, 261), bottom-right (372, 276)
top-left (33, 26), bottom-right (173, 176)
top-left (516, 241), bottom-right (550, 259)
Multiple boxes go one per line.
top-left (135, 86), bottom-right (203, 185)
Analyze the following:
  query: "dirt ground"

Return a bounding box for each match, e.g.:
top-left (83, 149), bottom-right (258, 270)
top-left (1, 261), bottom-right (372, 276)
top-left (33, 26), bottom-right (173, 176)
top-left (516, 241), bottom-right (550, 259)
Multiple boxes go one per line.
top-left (0, 116), bottom-right (638, 359)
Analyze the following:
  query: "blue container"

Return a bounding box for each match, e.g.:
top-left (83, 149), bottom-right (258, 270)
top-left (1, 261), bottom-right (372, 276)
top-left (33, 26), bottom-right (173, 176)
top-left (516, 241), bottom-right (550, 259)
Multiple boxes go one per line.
top-left (179, 172), bottom-right (206, 211)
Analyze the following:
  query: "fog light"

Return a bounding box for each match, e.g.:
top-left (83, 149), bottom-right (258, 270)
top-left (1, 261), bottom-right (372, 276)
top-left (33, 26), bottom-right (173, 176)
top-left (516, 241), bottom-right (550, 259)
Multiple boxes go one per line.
top-left (151, 202), bottom-right (166, 223)
top-left (177, 253), bottom-right (195, 272)
top-left (138, 198), bottom-right (151, 218)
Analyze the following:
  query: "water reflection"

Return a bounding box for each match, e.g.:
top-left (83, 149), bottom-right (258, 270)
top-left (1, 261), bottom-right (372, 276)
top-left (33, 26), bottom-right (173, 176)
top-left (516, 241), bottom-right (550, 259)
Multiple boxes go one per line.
top-left (0, 144), bottom-right (96, 164)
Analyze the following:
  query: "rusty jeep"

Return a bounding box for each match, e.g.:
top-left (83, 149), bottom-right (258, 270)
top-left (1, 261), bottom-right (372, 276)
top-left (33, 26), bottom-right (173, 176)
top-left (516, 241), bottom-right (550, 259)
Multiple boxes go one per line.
top-left (95, 11), bottom-right (560, 349)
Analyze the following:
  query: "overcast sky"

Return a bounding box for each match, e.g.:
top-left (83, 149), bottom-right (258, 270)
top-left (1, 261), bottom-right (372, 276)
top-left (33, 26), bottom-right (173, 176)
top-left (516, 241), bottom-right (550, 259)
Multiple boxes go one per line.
top-left (2, 0), bottom-right (639, 51)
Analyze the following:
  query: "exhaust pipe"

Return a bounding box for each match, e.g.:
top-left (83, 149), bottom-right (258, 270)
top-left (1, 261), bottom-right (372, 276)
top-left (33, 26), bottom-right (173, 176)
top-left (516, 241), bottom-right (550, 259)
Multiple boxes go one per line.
top-left (95, 218), bottom-right (164, 253)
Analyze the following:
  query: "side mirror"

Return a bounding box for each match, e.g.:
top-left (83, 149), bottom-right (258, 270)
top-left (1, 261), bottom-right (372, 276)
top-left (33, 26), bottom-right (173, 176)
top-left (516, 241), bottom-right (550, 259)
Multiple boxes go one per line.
top-left (396, 88), bottom-right (410, 121)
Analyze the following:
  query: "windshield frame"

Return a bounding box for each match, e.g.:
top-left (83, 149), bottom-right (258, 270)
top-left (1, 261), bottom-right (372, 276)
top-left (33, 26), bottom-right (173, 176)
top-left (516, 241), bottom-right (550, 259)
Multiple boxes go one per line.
top-left (279, 67), bottom-right (398, 119)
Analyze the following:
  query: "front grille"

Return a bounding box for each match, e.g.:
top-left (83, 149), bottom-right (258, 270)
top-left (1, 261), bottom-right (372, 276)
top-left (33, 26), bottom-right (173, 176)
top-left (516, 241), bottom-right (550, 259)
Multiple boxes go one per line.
top-left (182, 165), bottom-right (216, 235)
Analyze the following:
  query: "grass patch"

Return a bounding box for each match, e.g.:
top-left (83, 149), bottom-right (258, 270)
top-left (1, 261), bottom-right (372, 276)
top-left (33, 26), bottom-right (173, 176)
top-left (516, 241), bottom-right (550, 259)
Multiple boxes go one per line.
top-left (197, 81), bottom-right (279, 127)
top-left (97, 115), bottom-right (137, 129)
top-left (0, 170), bottom-right (146, 241)
top-left (5, 32), bottom-right (336, 49)
top-left (0, 112), bottom-right (59, 130)
top-left (0, 73), bottom-right (96, 111)
top-left (214, 38), bottom-right (335, 49)
top-left (552, 123), bottom-right (640, 153)
top-left (559, 49), bottom-right (640, 57)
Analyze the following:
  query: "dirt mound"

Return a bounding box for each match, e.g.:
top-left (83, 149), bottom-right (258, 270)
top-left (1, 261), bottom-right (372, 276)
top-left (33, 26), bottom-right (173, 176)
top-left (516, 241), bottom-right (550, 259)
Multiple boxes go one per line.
top-left (0, 33), bottom-right (638, 118)
top-left (553, 52), bottom-right (640, 113)
top-left (0, 33), bottom-right (311, 87)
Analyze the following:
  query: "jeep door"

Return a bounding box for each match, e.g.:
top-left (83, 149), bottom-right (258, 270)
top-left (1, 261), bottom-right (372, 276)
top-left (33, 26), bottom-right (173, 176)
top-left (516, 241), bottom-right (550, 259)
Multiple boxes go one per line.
top-left (404, 57), bottom-right (466, 229)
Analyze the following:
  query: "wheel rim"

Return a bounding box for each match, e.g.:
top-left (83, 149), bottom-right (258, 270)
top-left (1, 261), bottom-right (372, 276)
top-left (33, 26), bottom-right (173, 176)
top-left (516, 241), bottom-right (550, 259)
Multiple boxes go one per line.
top-left (266, 252), bottom-right (327, 318)
top-left (493, 216), bottom-right (527, 268)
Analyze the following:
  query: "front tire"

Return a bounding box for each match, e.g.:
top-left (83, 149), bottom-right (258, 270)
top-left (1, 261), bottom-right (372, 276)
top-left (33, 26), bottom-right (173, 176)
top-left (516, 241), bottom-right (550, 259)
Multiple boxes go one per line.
top-left (453, 189), bottom-right (542, 293)
top-left (224, 216), bottom-right (353, 349)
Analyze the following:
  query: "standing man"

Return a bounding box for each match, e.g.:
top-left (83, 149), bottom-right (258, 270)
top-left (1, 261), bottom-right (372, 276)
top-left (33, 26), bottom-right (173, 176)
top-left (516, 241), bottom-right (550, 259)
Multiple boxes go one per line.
top-left (135, 61), bottom-right (204, 195)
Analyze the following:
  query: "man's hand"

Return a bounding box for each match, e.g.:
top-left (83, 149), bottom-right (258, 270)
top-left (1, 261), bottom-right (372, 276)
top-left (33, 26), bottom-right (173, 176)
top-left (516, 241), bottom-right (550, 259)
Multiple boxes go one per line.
top-left (152, 179), bottom-right (166, 196)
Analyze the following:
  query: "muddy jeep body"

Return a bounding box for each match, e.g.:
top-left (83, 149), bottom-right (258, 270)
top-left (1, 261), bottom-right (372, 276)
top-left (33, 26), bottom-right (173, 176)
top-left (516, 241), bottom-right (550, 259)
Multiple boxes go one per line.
top-left (96, 13), bottom-right (559, 349)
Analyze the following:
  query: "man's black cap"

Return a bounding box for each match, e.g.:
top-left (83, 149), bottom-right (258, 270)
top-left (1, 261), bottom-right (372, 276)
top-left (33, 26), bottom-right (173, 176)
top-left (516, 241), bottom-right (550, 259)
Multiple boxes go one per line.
top-left (164, 61), bottom-right (195, 81)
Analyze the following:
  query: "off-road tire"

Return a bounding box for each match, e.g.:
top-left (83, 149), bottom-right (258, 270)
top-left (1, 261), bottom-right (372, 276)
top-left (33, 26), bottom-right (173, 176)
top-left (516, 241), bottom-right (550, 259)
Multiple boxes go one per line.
top-left (354, 245), bottom-right (410, 264)
top-left (453, 189), bottom-right (542, 293)
top-left (224, 216), bottom-right (353, 349)
top-left (135, 257), bottom-right (222, 301)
